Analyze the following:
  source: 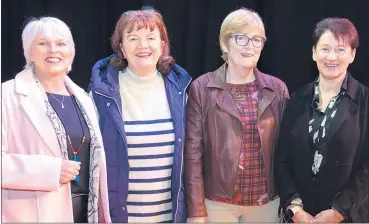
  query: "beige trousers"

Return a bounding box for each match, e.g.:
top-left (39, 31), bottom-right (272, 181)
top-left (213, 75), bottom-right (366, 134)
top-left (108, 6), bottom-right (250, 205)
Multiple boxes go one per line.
top-left (205, 197), bottom-right (280, 223)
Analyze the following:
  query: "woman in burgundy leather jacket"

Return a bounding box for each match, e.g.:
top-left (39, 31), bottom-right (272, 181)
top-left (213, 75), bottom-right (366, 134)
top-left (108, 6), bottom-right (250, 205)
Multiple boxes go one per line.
top-left (184, 8), bottom-right (289, 223)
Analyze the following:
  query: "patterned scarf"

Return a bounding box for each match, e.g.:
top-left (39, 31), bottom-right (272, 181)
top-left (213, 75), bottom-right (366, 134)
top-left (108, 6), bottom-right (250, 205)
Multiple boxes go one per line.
top-left (33, 73), bottom-right (101, 223)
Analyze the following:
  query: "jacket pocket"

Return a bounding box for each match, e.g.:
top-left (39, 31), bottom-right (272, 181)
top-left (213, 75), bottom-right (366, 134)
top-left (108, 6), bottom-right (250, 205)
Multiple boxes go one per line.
top-left (2, 190), bottom-right (38, 222)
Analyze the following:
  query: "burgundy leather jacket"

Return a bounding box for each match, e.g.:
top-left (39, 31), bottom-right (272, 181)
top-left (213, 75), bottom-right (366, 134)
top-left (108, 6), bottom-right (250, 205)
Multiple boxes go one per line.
top-left (184, 63), bottom-right (290, 217)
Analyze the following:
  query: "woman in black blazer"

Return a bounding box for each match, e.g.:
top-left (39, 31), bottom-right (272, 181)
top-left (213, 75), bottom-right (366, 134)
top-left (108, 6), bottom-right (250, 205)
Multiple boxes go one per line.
top-left (275, 17), bottom-right (368, 223)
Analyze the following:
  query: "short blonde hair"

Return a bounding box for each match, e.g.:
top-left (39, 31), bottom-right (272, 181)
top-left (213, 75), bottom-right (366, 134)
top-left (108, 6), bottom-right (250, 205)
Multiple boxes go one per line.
top-left (22, 17), bottom-right (75, 72)
top-left (219, 8), bottom-right (265, 61)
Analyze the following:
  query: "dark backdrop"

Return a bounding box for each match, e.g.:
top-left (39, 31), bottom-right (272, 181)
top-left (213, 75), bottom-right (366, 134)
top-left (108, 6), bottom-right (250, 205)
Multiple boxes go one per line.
top-left (2, 0), bottom-right (369, 93)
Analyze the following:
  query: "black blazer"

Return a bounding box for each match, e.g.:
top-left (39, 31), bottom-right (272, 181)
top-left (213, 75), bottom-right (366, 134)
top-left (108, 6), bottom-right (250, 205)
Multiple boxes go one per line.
top-left (275, 73), bottom-right (369, 222)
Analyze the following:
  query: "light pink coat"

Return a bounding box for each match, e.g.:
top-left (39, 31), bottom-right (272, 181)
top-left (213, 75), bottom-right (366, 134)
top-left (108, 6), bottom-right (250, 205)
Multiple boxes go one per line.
top-left (1, 69), bottom-right (111, 223)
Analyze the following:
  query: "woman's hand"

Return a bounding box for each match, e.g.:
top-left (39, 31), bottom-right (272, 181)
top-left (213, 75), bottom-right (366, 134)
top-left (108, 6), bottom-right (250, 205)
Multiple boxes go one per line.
top-left (311, 209), bottom-right (344, 223)
top-left (59, 159), bottom-right (81, 184)
top-left (292, 210), bottom-right (314, 223)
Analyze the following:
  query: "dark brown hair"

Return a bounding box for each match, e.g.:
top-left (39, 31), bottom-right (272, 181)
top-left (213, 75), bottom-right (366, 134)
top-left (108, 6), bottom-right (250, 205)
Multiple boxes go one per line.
top-left (312, 17), bottom-right (359, 49)
top-left (110, 9), bottom-right (175, 74)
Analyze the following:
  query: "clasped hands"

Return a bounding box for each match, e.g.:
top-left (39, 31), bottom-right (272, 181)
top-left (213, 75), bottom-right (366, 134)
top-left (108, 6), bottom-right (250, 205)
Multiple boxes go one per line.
top-left (292, 208), bottom-right (344, 223)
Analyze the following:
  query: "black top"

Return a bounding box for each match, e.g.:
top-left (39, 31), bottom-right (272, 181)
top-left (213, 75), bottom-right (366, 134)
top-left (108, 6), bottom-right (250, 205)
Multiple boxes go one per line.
top-left (47, 93), bottom-right (91, 194)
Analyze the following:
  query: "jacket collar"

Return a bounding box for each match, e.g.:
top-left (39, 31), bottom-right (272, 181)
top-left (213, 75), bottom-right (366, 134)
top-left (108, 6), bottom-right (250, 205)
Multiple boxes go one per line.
top-left (292, 72), bottom-right (360, 157)
top-left (90, 54), bottom-right (192, 96)
top-left (14, 69), bottom-right (36, 96)
top-left (15, 68), bottom-right (87, 98)
top-left (296, 72), bottom-right (359, 103)
top-left (207, 63), bottom-right (276, 91)
top-left (165, 63), bottom-right (192, 91)
top-left (90, 54), bottom-right (120, 96)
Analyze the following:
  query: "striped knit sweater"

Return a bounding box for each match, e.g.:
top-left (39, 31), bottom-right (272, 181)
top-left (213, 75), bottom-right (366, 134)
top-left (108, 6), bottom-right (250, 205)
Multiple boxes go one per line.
top-left (119, 68), bottom-right (174, 223)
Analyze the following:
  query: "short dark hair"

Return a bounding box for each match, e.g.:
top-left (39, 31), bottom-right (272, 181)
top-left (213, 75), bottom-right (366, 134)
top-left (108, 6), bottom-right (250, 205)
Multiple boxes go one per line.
top-left (312, 17), bottom-right (359, 49)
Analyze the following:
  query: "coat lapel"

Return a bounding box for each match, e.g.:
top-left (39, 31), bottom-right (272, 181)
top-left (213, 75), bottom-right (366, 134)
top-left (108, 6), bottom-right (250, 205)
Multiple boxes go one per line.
top-left (258, 89), bottom-right (275, 120)
top-left (216, 91), bottom-right (242, 121)
top-left (208, 64), bottom-right (241, 121)
top-left (321, 95), bottom-right (358, 149)
top-left (15, 69), bottom-right (61, 157)
top-left (208, 63), bottom-right (279, 122)
top-left (322, 74), bottom-right (360, 148)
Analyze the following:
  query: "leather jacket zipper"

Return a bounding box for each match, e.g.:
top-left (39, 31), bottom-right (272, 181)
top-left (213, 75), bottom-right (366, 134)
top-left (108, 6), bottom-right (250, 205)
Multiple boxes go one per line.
top-left (217, 103), bottom-right (243, 198)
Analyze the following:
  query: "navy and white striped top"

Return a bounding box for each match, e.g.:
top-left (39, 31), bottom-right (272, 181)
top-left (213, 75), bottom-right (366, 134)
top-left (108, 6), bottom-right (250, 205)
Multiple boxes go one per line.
top-left (119, 68), bottom-right (174, 223)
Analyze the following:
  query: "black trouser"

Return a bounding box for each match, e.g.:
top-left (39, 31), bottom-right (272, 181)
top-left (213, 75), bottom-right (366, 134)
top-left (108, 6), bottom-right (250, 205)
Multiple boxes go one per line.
top-left (72, 194), bottom-right (88, 223)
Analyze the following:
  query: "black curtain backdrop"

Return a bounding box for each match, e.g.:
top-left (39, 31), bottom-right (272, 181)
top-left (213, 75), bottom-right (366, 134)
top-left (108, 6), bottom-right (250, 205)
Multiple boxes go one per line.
top-left (2, 0), bottom-right (369, 93)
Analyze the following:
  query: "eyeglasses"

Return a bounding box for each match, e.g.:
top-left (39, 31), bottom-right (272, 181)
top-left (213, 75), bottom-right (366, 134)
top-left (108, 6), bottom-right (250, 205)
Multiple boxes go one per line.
top-left (231, 34), bottom-right (266, 48)
top-left (318, 47), bottom-right (348, 57)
